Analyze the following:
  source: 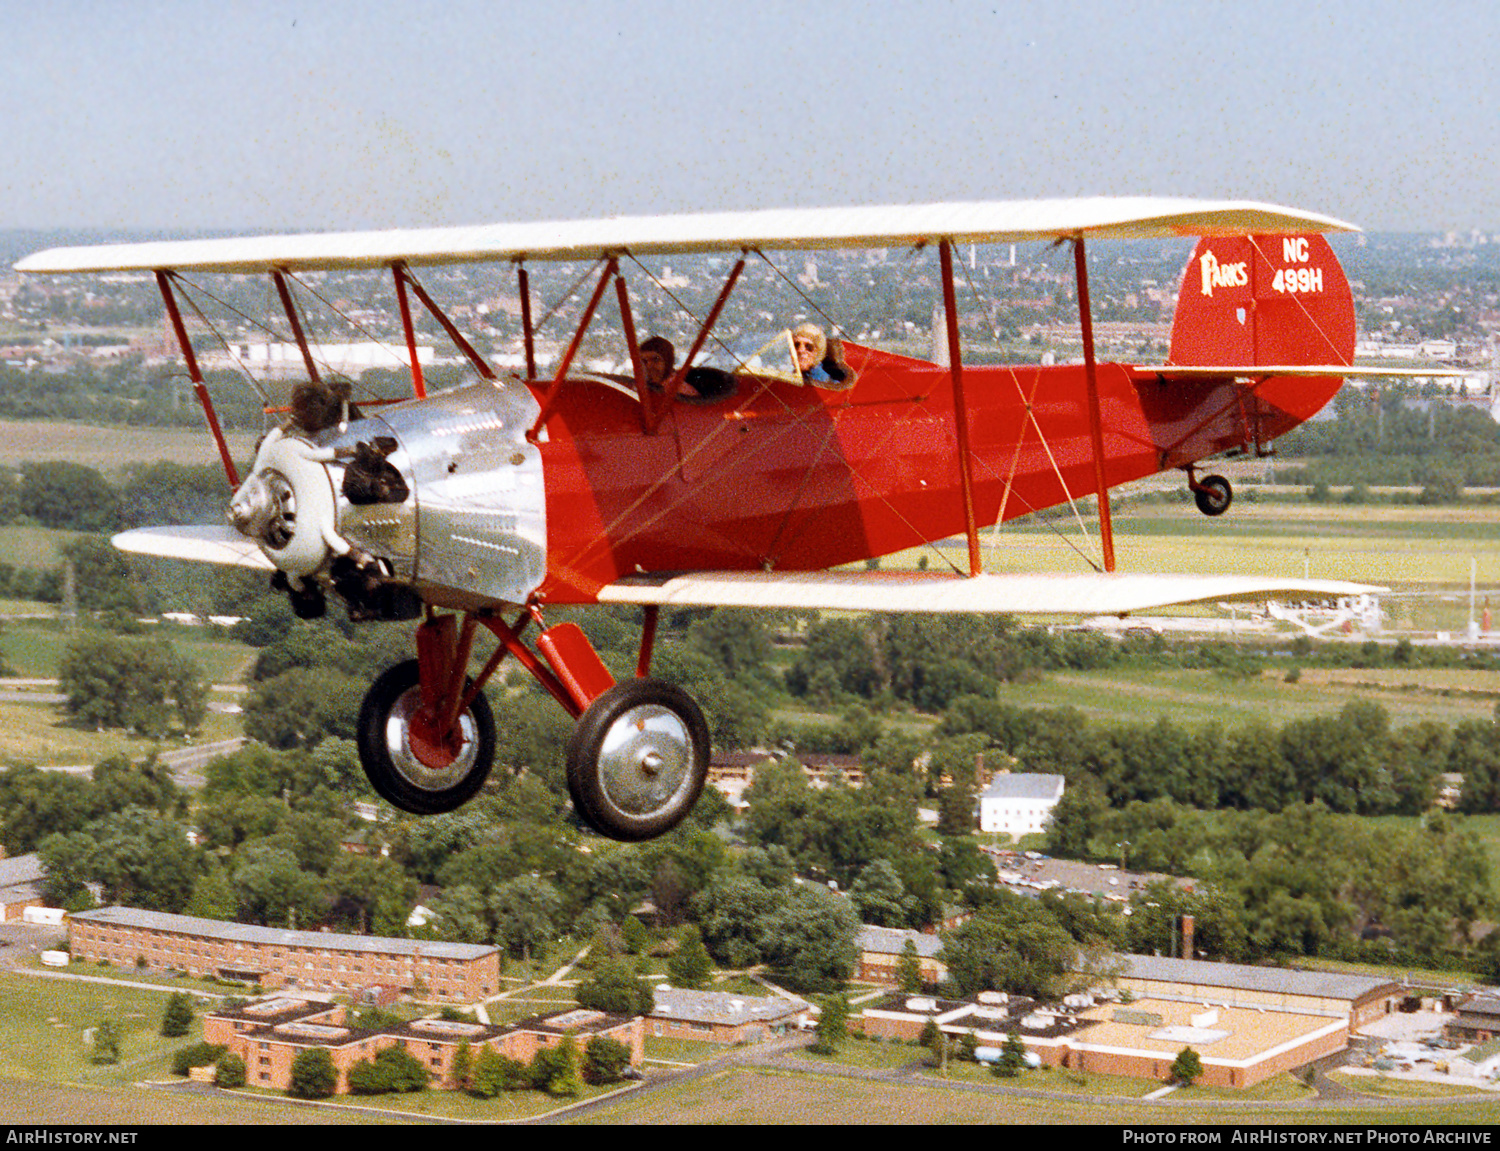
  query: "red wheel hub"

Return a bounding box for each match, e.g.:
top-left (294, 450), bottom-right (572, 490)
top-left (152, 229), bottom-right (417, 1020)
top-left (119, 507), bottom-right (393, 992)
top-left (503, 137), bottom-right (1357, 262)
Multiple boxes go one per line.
top-left (407, 707), bottom-right (465, 770)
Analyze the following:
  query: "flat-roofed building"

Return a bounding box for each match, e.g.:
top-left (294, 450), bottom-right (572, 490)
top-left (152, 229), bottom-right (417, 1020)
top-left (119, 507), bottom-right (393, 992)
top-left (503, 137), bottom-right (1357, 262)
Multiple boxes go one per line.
top-left (1111, 954), bottom-right (1399, 1031)
top-left (647, 987), bottom-right (811, 1044)
top-left (204, 998), bottom-right (643, 1094)
top-left (1449, 994), bottom-right (1500, 1043)
top-left (853, 989), bottom-right (1354, 1089)
top-left (68, 906), bottom-right (500, 1002)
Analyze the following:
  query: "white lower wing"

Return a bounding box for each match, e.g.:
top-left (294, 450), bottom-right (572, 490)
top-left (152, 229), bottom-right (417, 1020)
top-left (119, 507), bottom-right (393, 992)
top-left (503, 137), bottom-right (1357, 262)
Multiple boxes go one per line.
top-left (597, 571), bottom-right (1385, 616)
top-left (114, 526), bottom-right (275, 571)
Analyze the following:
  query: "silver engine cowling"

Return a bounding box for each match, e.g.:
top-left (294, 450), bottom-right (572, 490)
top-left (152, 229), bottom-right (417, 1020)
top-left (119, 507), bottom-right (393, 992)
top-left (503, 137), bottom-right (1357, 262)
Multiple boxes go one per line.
top-left (228, 380), bottom-right (547, 615)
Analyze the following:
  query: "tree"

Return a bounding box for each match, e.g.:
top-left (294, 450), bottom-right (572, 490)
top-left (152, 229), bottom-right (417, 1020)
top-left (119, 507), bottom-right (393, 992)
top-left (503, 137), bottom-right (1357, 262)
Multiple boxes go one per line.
top-left (992, 1031), bottom-right (1028, 1078)
top-left (575, 958), bottom-right (654, 1016)
top-left (755, 882), bottom-right (860, 992)
top-left (583, 1035), bottom-right (632, 1084)
top-left (531, 1036), bottom-right (583, 1097)
top-left (850, 859), bottom-right (913, 928)
top-left (215, 1053), bottom-right (247, 1088)
top-left (809, 993), bottom-right (850, 1056)
top-left (89, 1018), bottom-right (121, 1064)
top-left (940, 897), bottom-right (1077, 1000)
top-left (896, 939), bottom-right (924, 994)
top-left (667, 925), bottom-right (713, 989)
top-left (58, 631), bottom-right (207, 736)
top-left (161, 993), bottom-right (194, 1038)
top-left (471, 1047), bottom-right (531, 1096)
top-left (19, 461), bottom-right (119, 531)
top-left (450, 1040), bottom-right (474, 1091)
top-left (1170, 1046), bottom-right (1204, 1086)
top-left (373, 1044), bottom-right (429, 1092)
top-left (288, 1047), bottom-right (339, 1098)
top-left (489, 875), bottom-right (561, 961)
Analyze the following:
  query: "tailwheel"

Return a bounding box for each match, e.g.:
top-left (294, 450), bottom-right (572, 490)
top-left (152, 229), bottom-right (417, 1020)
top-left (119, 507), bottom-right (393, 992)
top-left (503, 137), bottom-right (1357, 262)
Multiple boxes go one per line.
top-left (357, 659), bottom-right (495, 815)
top-left (566, 678), bottom-right (710, 842)
top-left (1193, 473), bottom-right (1233, 517)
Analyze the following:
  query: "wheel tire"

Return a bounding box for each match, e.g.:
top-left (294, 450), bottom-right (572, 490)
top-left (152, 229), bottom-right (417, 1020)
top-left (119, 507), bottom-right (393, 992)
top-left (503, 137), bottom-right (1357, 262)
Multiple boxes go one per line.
top-left (1193, 474), bottom-right (1233, 517)
top-left (566, 678), bottom-right (710, 842)
top-left (356, 659), bottom-right (495, 815)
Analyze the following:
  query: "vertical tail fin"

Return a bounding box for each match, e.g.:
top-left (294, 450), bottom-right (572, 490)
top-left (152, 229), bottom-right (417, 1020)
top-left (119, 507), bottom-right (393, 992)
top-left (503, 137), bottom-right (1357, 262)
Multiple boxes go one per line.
top-left (1169, 234), bottom-right (1355, 368)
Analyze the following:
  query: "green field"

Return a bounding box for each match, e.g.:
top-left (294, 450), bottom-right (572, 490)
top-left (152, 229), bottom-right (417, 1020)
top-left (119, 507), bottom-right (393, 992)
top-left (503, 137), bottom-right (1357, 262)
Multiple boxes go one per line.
top-left (0, 419), bottom-right (257, 473)
top-left (0, 525), bottom-right (74, 572)
top-left (989, 666), bottom-right (1500, 728)
top-left (577, 1064), bottom-right (1500, 1125)
top-left (0, 969), bottom-right (203, 1086)
top-left (895, 500), bottom-right (1500, 597)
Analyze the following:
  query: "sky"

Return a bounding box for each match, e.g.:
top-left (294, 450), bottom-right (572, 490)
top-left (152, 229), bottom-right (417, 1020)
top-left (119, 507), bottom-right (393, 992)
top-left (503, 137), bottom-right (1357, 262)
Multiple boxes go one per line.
top-left (4, 0), bottom-right (1496, 234)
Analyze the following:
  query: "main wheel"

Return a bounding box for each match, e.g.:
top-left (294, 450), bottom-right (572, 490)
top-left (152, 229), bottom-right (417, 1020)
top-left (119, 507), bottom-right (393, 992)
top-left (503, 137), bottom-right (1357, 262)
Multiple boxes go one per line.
top-left (1193, 474), bottom-right (1233, 517)
top-left (566, 678), bottom-right (710, 842)
top-left (356, 659), bottom-right (495, 815)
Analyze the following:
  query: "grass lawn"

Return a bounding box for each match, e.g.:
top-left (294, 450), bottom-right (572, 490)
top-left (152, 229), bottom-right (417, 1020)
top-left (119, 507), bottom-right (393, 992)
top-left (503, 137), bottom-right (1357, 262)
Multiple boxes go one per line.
top-left (911, 502), bottom-right (1500, 593)
top-left (581, 1065), bottom-right (1500, 1125)
top-left (0, 695), bottom-right (242, 768)
top-left (0, 617), bottom-right (255, 683)
top-left (220, 1077), bottom-right (636, 1122)
top-left (642, 1036), bottom-right (724, 1065)
top-left (796, 1036), bottom-right (921, 1072)
top-left (0, 970), bottom-right (196, 1086)
top-left (919, 1058), bottom-right (1165, 1097)
top-left (1326, 1071), bottom-right (1485, 1099)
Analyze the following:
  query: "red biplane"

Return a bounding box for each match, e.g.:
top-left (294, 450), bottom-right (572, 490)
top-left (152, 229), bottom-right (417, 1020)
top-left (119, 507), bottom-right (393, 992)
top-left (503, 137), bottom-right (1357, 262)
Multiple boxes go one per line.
top-left (16, 198), bottom-right (1398, 840)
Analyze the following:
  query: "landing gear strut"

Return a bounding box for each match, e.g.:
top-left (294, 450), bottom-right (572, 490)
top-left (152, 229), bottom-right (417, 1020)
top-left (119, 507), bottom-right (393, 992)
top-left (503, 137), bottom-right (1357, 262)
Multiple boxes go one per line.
top-left (1186, 468), bottom-right (1233, 517)
top-left (352, 603), bottom-right (709, 840)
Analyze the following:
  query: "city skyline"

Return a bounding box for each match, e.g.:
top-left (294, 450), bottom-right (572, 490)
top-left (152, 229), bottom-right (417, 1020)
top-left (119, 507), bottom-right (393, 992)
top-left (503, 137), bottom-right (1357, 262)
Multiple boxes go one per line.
top-left (3, 2), bottom-right (1496, 236)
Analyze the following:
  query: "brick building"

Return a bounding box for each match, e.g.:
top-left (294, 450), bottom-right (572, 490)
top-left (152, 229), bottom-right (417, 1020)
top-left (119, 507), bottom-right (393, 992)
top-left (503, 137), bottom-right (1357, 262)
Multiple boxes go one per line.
top-left (203, 996), bottom-right (643, 1094)
top-left (647, 988), bottom-right (811, 1044)
top-left (1111, 955), bottom-right (1399, 1032)
top-left (0, 854), bottom-right (46, 922)
top-left (851, 955), bottom-right (1403, 1090)
top-left (855, 926), bottom-right (947, 986)
top-left (68, 907), bottom-right (500, 1002)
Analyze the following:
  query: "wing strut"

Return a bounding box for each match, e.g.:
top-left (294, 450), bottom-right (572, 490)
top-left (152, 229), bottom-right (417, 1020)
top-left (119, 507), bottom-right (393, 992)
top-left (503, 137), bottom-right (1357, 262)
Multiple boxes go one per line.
top-left (154, 271), bottom-right (240, 488)
top-left (517, 264), bottom-right (538, 381)
top-left (391, 263), bottom-right (428, 399)
top-left (271, 270), bottom-right (322, 388)
top-left (938, 240), bottom-right (982, 576)
top-left (1073, 237), bottom-right (1116, 573)
top-left (528, 258), bottom-right (618, 441)
top-left (645, 256), bottom-right (745, 434)
top-left (394, 265), bottom-right (497, 382)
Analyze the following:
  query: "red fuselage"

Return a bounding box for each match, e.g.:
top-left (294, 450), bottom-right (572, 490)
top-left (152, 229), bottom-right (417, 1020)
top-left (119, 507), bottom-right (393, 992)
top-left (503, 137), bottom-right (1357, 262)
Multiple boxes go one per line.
top-left (533, 349), bottom-right (1340, 602)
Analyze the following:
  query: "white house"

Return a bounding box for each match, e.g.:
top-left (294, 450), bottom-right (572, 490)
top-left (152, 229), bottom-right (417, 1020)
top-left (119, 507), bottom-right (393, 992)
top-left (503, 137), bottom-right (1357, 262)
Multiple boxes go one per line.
top-left (978, 773), bottom-right (1065, 837)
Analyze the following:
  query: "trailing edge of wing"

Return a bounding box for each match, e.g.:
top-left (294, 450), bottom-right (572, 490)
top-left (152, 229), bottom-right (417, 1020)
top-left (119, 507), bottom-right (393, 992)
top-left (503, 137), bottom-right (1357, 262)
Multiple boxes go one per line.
top-left (15, 197), bottom-right (1359, 275)
top-left (114, 526), bottom-right (275, 570)
top-left (1140, 364), bottom-right (1470, 379)
top-left (596, 571), bottom-right (1385, 616)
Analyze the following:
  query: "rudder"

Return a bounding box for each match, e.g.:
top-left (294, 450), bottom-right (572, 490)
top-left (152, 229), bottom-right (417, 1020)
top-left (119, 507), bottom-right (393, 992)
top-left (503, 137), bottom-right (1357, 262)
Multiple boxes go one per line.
top-left (1169, 234), bottom-right (1354, 368)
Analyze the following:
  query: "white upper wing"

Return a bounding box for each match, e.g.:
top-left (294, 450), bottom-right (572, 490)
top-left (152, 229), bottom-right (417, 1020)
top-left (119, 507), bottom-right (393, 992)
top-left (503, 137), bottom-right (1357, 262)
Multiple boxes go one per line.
top-left (16, 198), bottom-right (1358, 275)
top-left (597, 570), bottom-right (1383, 616)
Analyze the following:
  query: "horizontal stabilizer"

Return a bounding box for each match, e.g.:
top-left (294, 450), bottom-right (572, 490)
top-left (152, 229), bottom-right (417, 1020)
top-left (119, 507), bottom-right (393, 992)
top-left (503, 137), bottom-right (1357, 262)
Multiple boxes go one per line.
top-left (114, 526), bottom-right (274, 570)
top-left (597, 570), bottom-right (1385, 617)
